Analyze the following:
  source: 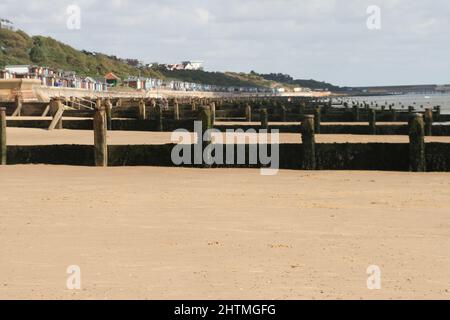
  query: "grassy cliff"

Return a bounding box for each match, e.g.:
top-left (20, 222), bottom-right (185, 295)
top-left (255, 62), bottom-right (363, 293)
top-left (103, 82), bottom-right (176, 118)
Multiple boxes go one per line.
top-left (0, 28), bottom-right (337, 90)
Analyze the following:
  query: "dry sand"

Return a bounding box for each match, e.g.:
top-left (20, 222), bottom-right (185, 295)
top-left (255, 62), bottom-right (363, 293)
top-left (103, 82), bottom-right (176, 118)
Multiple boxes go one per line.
top-left (0, 166), bottom-right (449, 300)
top-left (6, 128), bottom-right (450, 145)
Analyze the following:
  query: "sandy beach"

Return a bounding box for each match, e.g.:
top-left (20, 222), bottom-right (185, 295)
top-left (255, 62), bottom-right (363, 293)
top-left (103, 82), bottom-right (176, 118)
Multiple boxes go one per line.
top-left (0, 166), bottom-right (449, 300)
top-left (6, 128), bottom-right (450, 145)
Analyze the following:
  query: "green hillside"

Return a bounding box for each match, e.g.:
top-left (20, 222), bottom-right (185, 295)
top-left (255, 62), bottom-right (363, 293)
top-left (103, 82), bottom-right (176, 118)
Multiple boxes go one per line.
top-left (0, 28), bottom-right (338, 90)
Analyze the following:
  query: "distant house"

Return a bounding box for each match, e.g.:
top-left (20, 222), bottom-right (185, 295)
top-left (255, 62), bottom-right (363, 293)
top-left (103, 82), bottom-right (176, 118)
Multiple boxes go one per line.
top-left (104, 72), bottom-right (120, 87)
top-left (0, 18), bottom-right (14, 30)
top-left (4, 65), bottom-right (30, 76)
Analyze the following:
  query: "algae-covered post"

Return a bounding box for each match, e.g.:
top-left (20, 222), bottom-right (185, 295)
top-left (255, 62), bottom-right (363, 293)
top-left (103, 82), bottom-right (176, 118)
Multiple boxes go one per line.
top-left (0, 107), bottom-right (6, 165)
top-left (93, 103), bottom-right (108, 167)
top-left (424, 108), bottom-right (433, 136)
top-left (368, 109), bottom-right (377, 135)
top-left (314, 106), bottom-right (321, 134)
top-left (409, 113), bottom-right (426, 172)
top-left (301, 115), bottom-right (316, 170)
top-left (260, 108), bottom-right (268, 129)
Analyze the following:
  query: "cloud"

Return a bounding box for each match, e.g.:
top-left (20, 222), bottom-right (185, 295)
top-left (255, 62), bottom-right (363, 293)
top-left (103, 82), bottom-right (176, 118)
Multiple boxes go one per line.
top-left (1, 0), bottom-right (449, 86)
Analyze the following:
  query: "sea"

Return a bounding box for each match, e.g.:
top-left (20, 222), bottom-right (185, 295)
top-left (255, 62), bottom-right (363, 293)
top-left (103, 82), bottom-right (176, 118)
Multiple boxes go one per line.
top-left (338, 93), bottom-right (450, 114)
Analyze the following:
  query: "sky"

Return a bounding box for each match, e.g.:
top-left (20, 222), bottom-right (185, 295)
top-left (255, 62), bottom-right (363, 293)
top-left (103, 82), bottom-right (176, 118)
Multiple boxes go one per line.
top-left (1, 0), bottom-right (449, 87)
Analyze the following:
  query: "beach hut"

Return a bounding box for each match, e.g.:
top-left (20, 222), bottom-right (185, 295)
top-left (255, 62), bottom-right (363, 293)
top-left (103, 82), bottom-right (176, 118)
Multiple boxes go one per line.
top-left (104, 72), bottom-right (120, 87)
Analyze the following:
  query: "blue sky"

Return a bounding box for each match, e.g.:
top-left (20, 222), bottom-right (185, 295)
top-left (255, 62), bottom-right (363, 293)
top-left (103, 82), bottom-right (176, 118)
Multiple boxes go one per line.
top-left (1, 0), bottom-right (449, 86)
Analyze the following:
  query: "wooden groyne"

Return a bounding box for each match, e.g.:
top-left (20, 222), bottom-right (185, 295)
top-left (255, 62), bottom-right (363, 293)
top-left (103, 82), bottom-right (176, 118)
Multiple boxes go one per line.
top-left (2, 96), bottom-right (449, 135)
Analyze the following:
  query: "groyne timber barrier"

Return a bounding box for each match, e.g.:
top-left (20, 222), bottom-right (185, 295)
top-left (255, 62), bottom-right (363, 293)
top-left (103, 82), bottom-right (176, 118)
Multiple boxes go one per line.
top-left (1, 97), bottom-right (450, 172)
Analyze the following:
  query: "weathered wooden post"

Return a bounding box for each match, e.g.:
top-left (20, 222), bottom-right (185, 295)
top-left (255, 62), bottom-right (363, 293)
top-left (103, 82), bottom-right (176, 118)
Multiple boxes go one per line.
top-left (138, 99), bottom-right (147, 120)
top-left (0, 107), bottom-right (6, 165)
top-left (424, 108), bottom-right (433, 136)
top-left (353, 105), bottom-right (360, 122)
top-left (281, 105), bottom-right (287, 122)
top-left (12, 94), bottom-right (23, 117)
top-left (299, 101), bottom-right (306, 114)
top-left (210, 102), bottom-right (216, 126)
top-left (199, 107), bottom-right (212, 167)
top-left (260, 108), bottom-right (268, 129)
top-left (301, 115), bottom-right (316, 170)
top-left (49, 98), bottom-right (64, 130)
top-left (409, 113), bottom-right (426, 172)
top-left (314, 106), bottom-right (321, 134)
top-left (435, 106), bottom-right (441, 122)
top-left (245, 104), bottom-right (252, 122)
top-left (105, 98), bottom-right (113, 130)
top-left (155, 104), bottom-right (163, 132)
top-left (368, 109), bottom-right (377, 135)
top-left (93, 104), bottom-right (108, 167)
top-left (174, 99), bottom-right (180, 121)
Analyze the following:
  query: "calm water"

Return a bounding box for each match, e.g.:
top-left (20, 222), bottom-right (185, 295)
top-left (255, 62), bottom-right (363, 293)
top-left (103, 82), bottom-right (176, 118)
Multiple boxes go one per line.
top-left (339, 93), bottom-right (450, 114)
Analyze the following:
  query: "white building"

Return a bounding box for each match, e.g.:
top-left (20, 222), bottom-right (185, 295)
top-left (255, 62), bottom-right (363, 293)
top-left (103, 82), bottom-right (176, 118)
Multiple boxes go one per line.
top-left (182, 61), bottom-right (204, 70)
top-left (4, 65), bottom-right (30, 75)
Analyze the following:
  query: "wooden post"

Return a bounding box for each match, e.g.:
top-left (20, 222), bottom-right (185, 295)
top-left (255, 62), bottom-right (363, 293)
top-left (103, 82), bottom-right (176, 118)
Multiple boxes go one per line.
top-left (368, 109), bottom-right (376, 135)
top-left (353, 105), bottom-right (360, 122)
top-left (199, 107), bottom-right (212, 139)
top-left (424, 108), bottom-right (433, 136)
top-left (260, 108), bottom-right (268, 129)
top-left (391, 108), bottom-right (397, 122)
top-left (409, 114), bottom-right (425, 172)
top-left (435, 106), bottom-right (441, 122)
top-left (210, 102), bottom-right (216, 126)
top-left (245, 104), bottom-right (252, 122)
top-left (48, 98), bottom-right (64, 130)
top-left (301, 115), bottom-right (316, 170)
top-left (12, 94), bottom-right (23, 117)
top-left (138, 99), bottom-right (146, 120)
top-left (93, 104), bottom-right (108, 167)
top-left (155, 104), bottom-right (163, 132)
top-left (0, 107), bottom-right (6, 165)
top-left (174, 99), bottom-right (180, 121)
top-left (299, 101), bottom-right (306, 114)
top-left (314, 106), bottom-right (321, 134)
top-left (105, 98), bottom-right (113, 130)
top-left (281, 105), bottom-right (287, 122)
top-left (199, 107), bottom-right (212, 167)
